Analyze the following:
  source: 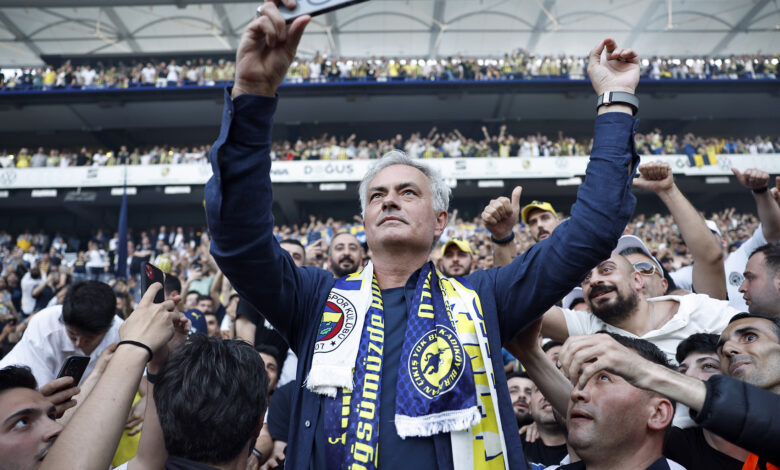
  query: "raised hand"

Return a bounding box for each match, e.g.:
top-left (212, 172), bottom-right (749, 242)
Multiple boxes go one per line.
top-left (39, 376), bottom-right (80, 419)
top-left (233, 0), bottom-right (311, 98)
top-left (119, 283), bottom-right (182, 357)
top-left (731, 167), bottom-right (769, 191)
top-left (587, 38), bottom-right (640, 96)
top-left (558, 334), bottom-right (646, 390)
top-left (482, 186), bottom-right (523, 239)
top-left (634, 162), bottom-right (674, 194)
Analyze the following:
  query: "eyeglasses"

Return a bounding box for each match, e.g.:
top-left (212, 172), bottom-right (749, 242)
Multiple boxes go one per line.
top-left (633, 261), bottom-right (663, 278)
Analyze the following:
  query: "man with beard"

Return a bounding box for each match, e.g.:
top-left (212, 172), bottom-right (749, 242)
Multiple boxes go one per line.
top-left (438, 239), bottom-right (473, 277)
top-left (327, 232), bottom-right (363, 277)
top-left (542, 252), bottom-right (739, 362)
top-left (507, 371), bottom-right (534, 427)
top-left (521, 201), bottom-right (560, 243)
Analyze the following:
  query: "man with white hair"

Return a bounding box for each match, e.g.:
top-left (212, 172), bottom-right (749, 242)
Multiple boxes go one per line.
top-left (205, 3), bottom-right (642, 469)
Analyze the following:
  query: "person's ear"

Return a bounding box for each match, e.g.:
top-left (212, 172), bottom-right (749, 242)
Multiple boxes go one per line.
top-left (646, 396), bottom-right (674, 431)
top-left (434, 210), bottom-right (448, 238)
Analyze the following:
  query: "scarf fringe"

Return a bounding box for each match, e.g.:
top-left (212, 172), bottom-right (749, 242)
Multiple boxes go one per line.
top-left (394, 406), bottom-right (482, 438)
top-left (305, 366), bottom-right (354, 397)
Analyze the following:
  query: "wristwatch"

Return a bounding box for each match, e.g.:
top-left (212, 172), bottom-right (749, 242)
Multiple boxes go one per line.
top-left (597, 91), bottom-right (639, 115)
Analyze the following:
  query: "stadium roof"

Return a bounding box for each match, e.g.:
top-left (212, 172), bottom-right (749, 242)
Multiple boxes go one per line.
top-left (1, 0), bottom-right (778, 66)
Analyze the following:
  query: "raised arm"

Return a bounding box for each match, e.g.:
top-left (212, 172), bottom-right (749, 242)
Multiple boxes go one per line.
top-left (488, 38), bottom-right (641, 344)
top-left (205, 5), bottom-right (321, 349)
top-left (40, 284), bottom-right (184, 470)
top-left (732, 168), bottom-right (780, 243)
top-left (482, 186), bottom-right (522, 267)
top-left (634, 161), bottom-right (726, 299)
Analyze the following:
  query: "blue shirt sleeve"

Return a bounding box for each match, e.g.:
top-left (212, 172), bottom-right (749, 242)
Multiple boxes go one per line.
top-left (469, 112), bottom-right (640, 346)
top-left (204, 89), bottom-right (333, 352)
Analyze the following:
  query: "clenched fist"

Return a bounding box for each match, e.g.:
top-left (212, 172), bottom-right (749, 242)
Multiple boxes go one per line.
top-left (482, 186), bottom-right (523, 239)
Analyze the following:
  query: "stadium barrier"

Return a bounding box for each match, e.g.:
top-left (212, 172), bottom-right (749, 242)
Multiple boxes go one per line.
top-left (0, 155), bottom-right (778, 190)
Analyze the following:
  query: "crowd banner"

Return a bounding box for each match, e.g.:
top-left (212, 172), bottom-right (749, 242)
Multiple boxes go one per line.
top-left (0, 155), bottom-right (779, 189)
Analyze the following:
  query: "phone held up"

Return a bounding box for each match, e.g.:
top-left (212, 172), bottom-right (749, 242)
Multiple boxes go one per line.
top-left (259, 0), bottom-right (369, 23)
top-left (56, 355), bottom-right (91, 386)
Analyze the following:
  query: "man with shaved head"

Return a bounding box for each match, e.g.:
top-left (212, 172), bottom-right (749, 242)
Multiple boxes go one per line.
top-left (327, 232), bottom-right (363, 278)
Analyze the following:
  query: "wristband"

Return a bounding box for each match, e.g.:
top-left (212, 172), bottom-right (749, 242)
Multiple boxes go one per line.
top-left (752, 186), bottom-right (769, 194)
top-left (145, 367), bottom-right (159, 385)
top-left (491, 232), bottom-right (515, 245)
top-left (597, 91), bottom-right (639, 116)
top-left (117, 340), bottom-right (153, 362)
top-left (252, 448), bottom-right (263, 460)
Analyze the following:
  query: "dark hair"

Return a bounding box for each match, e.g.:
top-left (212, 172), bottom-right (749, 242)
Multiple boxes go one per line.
top-left (601, 332), bottom-right (671, 369)
top-left (728, 312), bottom-right (780, 341)
top-left (569, 298), bottom-right (586, 310)
top-left (542, 341), bottom-right (564, 353)
top-left (675, 333), bottom-right (719, 364)
top-left (254, 344), bottom-right (281, 368)
top-left (154, 336), bottom-right (268, 465)
top-left (62, 281), bottom-right (117, 334)
top-left (505, 370), bottom-right (530, 381)
top-left (196, 294), bottom-right (213, 304)
top-left (0, 366), bottom-right (37, 394)
top-left (164, 275), bottom-right (182, 298)
top-left (748, 243), bottom-right (780, 274)
top-left (279, 238), bottom-right (305, 251)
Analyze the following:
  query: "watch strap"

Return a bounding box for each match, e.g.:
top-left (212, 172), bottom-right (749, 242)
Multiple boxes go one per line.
top-left (597, 91), bottom-right (639, 115)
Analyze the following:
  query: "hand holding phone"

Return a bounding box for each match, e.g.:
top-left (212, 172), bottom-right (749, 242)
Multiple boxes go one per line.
top-left (142, 263), bottom-right (166, 304)
top-left (39, 375), bottom-right (81, 419)
top-left (260, 0), bottom-right (369, 23)
top-left (56, 354), bottom-right (91, 385)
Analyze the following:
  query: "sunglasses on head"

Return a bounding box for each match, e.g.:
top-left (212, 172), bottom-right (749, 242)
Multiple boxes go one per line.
top-left (633, 261), bottom-right (662, 278)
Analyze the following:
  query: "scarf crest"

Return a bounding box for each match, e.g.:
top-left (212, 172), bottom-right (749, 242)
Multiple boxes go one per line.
top-left (308, 262), bottom-right (508, 470)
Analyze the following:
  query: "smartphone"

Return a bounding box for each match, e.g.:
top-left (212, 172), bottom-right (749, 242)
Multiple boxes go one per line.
top-left (142, 263), bottom-right (166, 304)
top-left (307, 231), bottom-right (322, 245)
top-left (56, 355), bottom-right (90, 386)
top-left (260, 0), bottom-right (370, 23)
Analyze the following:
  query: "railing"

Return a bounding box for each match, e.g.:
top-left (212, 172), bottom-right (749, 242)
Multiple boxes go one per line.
top-left (1, 155), bottom-right (778, 190)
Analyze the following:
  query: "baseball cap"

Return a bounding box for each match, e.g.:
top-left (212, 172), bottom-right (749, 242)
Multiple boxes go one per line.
top-left (614, 235), bottom-right (663, 274)
top-left (440, 239), bottom-right (473, 257)
top-left (521, 201), bottom-right (558, 225)
top-left (562, 287), bottom-right (584, 310)
top-left (183, 308), bottom-right (208, 336)
top-left (705, 220), bottom-right (722, 237)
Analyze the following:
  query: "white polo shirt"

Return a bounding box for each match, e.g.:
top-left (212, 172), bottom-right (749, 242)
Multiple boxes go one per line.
top-left (562, 293), bottom-right (740, 364)
top-left (0, 305), bottom-right (122, 386)
top-left (670, 225), bottom-right (771, 312)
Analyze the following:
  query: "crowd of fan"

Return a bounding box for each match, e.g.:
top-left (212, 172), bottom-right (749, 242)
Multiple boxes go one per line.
top-left (1, 51), bottom-right (778, 93)
top-left (0, 199), bottom-right (764, 360)
top-left (2, 129), bottom-right (779, 169)
top-left (1, 157), bottom-right (780, 469)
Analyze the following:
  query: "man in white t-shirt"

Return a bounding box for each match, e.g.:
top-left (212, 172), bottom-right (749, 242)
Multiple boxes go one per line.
top-left (80, 65), bottom-right (97, 88)
top-left (542, 251), bottom-right (739, 363)
top-left (670, 167), bottom-right (780, 311)
top-left (140, 62), bottom-right (156, 85)
top-left (0, 281), bottom-right (122, 386)
top-left (19, 262), bottom-right (45, 317)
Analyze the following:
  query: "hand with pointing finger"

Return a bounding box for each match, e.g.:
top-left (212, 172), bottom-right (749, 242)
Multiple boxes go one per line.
top-left (482, 186), bottom-right (523, 240)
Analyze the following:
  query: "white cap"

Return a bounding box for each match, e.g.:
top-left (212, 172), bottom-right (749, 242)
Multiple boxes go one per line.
top-left (562, 287), bottom-right (584, 310)
top-left (705, 220), bottom-right (722, 237)
top-left (614, 235), bottom-right (663, 274)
